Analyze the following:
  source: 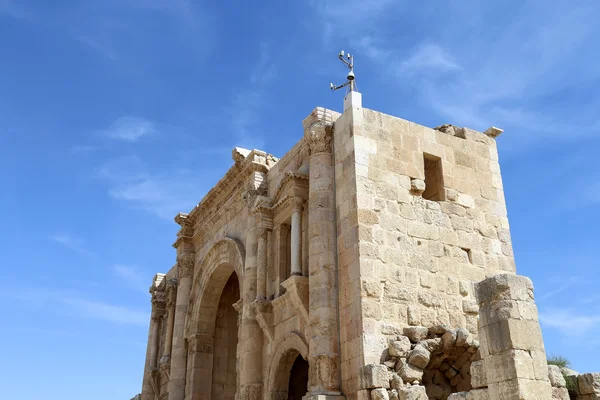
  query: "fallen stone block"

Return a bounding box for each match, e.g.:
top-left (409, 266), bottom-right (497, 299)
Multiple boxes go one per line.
top-left (408, 344), bottom-right (431, 369)
top-left (547, 365), bottom-right (566, 388)
top-left (397, 385), bottom-right (427, 400)
top-left (579, 373), bottom-right (600, 395)
top-left (371, 388), bottom-right (389, 400)
top-left (389, 336), bottom-right (412, 358)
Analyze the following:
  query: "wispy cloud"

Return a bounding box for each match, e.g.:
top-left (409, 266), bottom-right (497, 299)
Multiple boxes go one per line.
top-left (230, 42), bottom-right (277, 149)
top-left (50, 234), bottom-right (88, 255)
top-left (398, 44), bottom-right (461, 75)
top-left (309, 0), bottom-right (395, 44)
top-left (97, 155), bottom-right (204, 219)
top-left (537, 276), bottom-right (580, 302)
top-left (74, 34), bottom-right (117, 61)
top-left (113, 264), bottom-right (148, 293)
top-left (540, 308), bottom-right (600, 337)
top-left (0, 0), bottom-right (26, 19)
top-left (60, 296), bottom-right (149, 325)
top-left (1, 286), bottom-right (149, 326)
top-left (101, 116), bottom-right (156, 142)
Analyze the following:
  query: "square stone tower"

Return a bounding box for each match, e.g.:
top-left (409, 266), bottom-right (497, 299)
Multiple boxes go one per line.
top-left (322, 103), bottom-right (518, 396)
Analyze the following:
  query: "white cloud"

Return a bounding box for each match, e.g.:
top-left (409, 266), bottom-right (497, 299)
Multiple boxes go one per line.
top-left (540, 308), bottom-right (600, 337)
top-left (97, 155), bottom-right (204, 219)
top-left (59, 296), bottom-right (149, 325)
top-left (229, 42), bottom-right (276, 149)
top-left (0, 0), bottom-right (26, 19)
top-left (398, 44), bottom-right (461, 74)
top-left (50, 234), bottom-right (88, 255)
top-left (74, 35), bottom-right (117, 61)
top-left (102, 116), bottom-right (156, 142)
top-left (1, 286), bottom-right (149, 326)
top-left (537, 276), bottom-right (580, 301)
top-left (113, 265), bottom-right (148, 293)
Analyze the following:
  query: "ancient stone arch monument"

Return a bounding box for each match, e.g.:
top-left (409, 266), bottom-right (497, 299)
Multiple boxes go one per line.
top-left (137, 100), bottom-right (586, 400)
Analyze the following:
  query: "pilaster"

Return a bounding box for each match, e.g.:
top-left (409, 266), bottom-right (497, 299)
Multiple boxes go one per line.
top-left (303, 107), bottom-right (344, 398)
top-left (168, 213), bottom-right (195, 400)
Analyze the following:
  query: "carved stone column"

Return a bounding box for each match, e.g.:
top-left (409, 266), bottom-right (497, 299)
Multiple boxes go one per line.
top-left (291, 197), bottom-right (304, 276)
top-left (303, 115), bottom-right (344, 399)
top-left (256, 227), bottom-right (268, 300)
top-left (159, 278), bottom-right (177, 371)
top-left (274, 224), bottom-right (290, 297)
top-left (168, 253), bottom-right (194, 400)
top-left (239, 186), bottom-right (265, 400)
top-left (141, 286), bottom-right (166, 400)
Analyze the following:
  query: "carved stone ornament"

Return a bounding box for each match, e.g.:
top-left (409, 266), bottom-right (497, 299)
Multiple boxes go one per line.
top-left (176, 253), bottom-right (195, 278)
top-left (305, 122), bottom-right (334, 155)
top-left (292, 196), bottom-right (304, 213)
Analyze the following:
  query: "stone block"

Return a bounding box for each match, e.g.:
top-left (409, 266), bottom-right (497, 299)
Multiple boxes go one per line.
top-left (407, 344), bottom-right (430, 369)
top-left (467, 388), bottom-right (490, 400)
top-left (390, 372), bottom-right (404, 391)
top-left (371, 388), bottom-right (389, 400)
top-left (548, 365), bottom-right (566, 388)
top-left (389, 336), bottom-right (412, 358)
top-left (484, 350), bottom-right (535, 384)
top-left (360, 364), bottom-right (391, 389)
top-left (471, 360), bottom-right (487, 389)
top-left (403, 326), bottom-right (429, 343)
top-left (396, 358), bottom-right (423, 383)
top-left (488, 377), bottom-right (552, 399)
top-left (579, 373), bottom-right (600, 395)
top-left (397, 385), bottom-right (427, 400)
top-left (551, 387), bottom-right (570, 400)
top-left (476, 274), bottom-right (534, 306)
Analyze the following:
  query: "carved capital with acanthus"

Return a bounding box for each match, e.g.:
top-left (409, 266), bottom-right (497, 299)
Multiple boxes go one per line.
top-left (176, 253), bottom-right (195, 278)
top-left (304, 122), bottom-right (333, 155)
top-left (150, 288), bottom-right (166, 321)
top-left (302, 107), bottom-right (339, 155)
top-left (292, 196), bottom-right (304, 213)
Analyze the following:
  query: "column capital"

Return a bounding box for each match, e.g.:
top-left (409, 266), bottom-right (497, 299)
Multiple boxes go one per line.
top-left (257, 227), bottom-right (269, 241)
top-left (292, 196), bottom-right (304, 213)
top-left (302, 107), bottom-right (339, 155)
top-left (176, 253), bottom-right (195, 278)
top-left (274, 223), bottom-right (290, 235)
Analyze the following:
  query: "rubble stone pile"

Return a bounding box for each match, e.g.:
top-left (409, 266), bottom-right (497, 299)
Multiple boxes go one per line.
top-left (360, 325), bottom-right (480, 400)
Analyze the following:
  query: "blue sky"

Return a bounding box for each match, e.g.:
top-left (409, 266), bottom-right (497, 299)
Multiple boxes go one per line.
top-left (1, 0), bottom-right (599, 398)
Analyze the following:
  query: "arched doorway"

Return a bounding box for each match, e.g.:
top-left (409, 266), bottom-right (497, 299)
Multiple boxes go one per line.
top-left (211, 273), bottom-right (239, 400)
top-left (268, 334), bottom-right (310, 400)
top-left (287, 355), bottom-right (308, 400)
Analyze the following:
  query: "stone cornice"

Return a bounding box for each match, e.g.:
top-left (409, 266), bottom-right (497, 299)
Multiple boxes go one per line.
top-left (186, 149), bottom-right (278, 226)
top-left (273, 172), bottom-right (309, 204)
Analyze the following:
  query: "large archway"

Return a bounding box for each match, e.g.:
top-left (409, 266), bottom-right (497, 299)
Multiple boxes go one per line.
top-left (186, 238), bottom-right (245, 400)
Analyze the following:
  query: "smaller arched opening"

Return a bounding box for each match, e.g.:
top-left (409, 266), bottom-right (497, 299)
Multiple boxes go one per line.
top-left (268, 334), bottom-right (309, 400)
top-left (288, 355), bottom-right (309, 400)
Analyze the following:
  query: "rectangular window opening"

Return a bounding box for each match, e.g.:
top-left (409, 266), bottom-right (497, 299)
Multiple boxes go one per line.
top-left (423, 153), bottom-right (445, 201)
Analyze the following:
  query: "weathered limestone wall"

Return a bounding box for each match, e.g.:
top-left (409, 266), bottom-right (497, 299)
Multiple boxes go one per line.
top-left (349, 108), bottom-right (516, 366)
